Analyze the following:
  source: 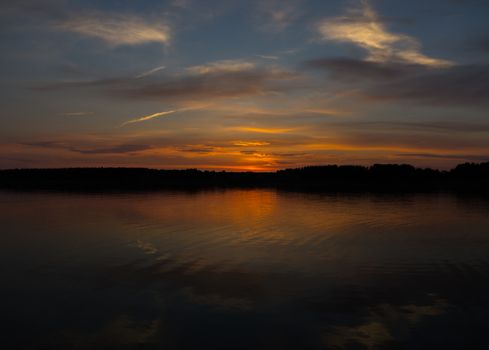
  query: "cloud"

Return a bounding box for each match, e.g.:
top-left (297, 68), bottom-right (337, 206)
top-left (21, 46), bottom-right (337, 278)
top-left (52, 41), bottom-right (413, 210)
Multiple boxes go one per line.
top-left (305, 56), bottom-right (489, 106)
top-left (257, 0), bottom-right (302, 32)
top-left (230, 126), bottom-right (296, 134)
top-left (186, 60), bottom-right (255, 75)
top-left (304, 57), bottom-right (422, 81)
top-left (473, 35), bottom-right (489, 53)
top-left (118, 69), bottom-right (299, 102)
top-left (317, 1), bottom-right (453, 67)
top-left (233, 141), bottom-right (271, 147)
top-left (331, 120), bottom-right (489, 133)
top-left (61, 111), bottom-right (93, 116)
top-left (22, 141), bottom-right (61, 149)
top-left (177, 146), bottom-right (216, 154)
top-left (256, 55), bottom-right (279, 60)
top-left (396, 153), bottom-right (489, 161)
top-left (135, 65), bottom-right (167, 79)
top-left (121, 110), bottom-right (176, 127)
top-left (172, 0), bottom-right (191, 9)
top-left (313, 128), bottom-right (489, 152)
top-left (70, 144), bottom-right (152, 155)
top-left (23, 141), bottom-right (152, 155)
top-left (34, 63), bottom-right (299, 103)
top-left (304, 108), bottom-right (349, 116)
top-left (367, 63), bottom-right (489, 106)
top-left (0, 0), bottom-right (68, 21)
top-left (56, 12), bottom-right (171, 46)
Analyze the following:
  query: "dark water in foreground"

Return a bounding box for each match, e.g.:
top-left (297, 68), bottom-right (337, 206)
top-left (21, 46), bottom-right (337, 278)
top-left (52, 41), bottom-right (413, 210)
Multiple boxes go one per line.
top-left (2, 190), bottom-right (489, 349)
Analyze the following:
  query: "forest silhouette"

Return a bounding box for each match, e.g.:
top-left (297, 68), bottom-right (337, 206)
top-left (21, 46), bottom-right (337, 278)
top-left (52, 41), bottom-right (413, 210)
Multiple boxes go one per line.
top-left (1, 162), bottom-right (488, 193)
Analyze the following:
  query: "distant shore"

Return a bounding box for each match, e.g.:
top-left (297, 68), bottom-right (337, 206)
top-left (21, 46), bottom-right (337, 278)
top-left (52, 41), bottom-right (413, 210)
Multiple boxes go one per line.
top-left (1, 163), bottom-right (488, 193)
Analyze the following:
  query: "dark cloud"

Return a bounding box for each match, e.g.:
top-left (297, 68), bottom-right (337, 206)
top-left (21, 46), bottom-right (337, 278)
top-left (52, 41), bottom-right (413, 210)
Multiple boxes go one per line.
top-left (330, 121), bottom-right (489, 133)
top-left (305, 57), bottom-right (489, 107)
top-left (0, 0), bottom-right (73, 29)
top-left (33, 69), bottom-right (300, 102)
top-left (305, 58), bottom-right (388, 81)
top-left (177, 147), bottom-right (215, 153)
top-left (449, 0), bottom-right (489, 4)
top-left (32, 77), bottom-right (128, 91)
top-left (70, 144), bottom-right (152, 155)
top-left (272, 152), bottom-right (309, 157)
top-left (467, 34), bottom-right (489, 53)
top-left (122, 70), bottom-right (296, 100)
top-left (304, 57), bottom-right (425, 81)
top-left (23, 141), bottom-right (152, 154)
top-left (369, 64), bottom-right (489, 106)
top-left (304, 57), bottom-right (434, 82)
top-left (1, 157), bottom-right (40, 164)
top-left (397, 153), bottom-right (489, 161)
top-left (22, 141), bottom-right (62, 148)
top-left (0, 0), bottom-right (67, 17)
top-left (335, 131), bottom-right (488, 150)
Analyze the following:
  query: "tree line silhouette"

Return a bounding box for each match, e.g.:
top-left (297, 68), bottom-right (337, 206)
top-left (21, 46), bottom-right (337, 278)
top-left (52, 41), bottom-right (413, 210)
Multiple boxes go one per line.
top-left (0, 162), bottom-right (488, 192)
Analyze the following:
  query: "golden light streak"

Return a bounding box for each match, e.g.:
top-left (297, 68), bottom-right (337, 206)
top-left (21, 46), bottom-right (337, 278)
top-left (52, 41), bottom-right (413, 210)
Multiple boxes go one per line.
top-left (304, 108), bottom-right (350, 116)
top-left (186, 60), bottom-right (255, 75)
top-left (233, 141), bottom-right (271, 147)
top-left (230, 127), bottom-right (296, 134)
top-left (62, 112), bottom-right (93, 116)
top-left (121, 110), bottom-right (176, 127)
top-left (135, 65), bottom-right (166, 78)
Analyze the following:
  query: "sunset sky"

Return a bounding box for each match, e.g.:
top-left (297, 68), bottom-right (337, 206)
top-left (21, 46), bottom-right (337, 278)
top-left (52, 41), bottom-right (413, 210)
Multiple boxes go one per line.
top-left (1, 0), bottom-right (488, 171)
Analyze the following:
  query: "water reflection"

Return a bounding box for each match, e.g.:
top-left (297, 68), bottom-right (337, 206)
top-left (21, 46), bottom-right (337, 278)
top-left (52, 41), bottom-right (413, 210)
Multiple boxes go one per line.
top-left (1, 190), bottom-right (489, 349)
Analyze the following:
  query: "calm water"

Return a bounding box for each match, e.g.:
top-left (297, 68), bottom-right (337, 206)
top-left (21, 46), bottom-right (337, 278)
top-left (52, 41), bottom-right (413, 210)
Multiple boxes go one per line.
top-left (2, 190), bottom-right (489, 349)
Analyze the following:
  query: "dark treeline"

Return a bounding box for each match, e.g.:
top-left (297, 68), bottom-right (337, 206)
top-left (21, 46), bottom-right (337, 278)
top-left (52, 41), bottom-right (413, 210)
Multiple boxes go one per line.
top-left (0, 162), bottom-right (488, 193)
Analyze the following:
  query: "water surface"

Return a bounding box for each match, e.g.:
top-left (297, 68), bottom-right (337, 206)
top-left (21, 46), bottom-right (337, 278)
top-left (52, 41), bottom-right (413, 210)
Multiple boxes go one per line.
top-left (2, 190), bottom-right (489, 349)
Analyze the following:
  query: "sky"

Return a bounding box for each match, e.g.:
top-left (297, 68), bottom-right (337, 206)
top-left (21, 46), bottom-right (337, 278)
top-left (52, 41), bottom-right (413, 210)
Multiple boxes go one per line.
top-left (1, 0), bottom-right (488, 171)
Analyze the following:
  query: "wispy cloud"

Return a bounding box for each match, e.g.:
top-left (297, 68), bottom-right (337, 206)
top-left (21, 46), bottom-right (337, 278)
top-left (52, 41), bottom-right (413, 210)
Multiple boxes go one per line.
top-left (34, 66), bottom-right (299, 103)
top-left (57, 13), bottom-right (171, 46)
top-left (71, 144), bottom-right (152, 155)
top-left (366, 63), bottom-right (489, 106)
top-left (317, 0), bottom-right (453, 67)
top-left (22, 141), bottom-right (152, 155)
top-left (304, 108), bottom-right (349, 116)
top-left (257, 0), bottom-right (302, 32)
top-left (172, 0), bottom-right (191, 9)
top-left (121, 110), bottom-right (176, 127)
top-left (230, 126), bottom-right (296, 134)
top-left (396, 153), bottom-right (489, 161)
top-left (305, 59), bottom-right (489, 107)
top-left (136, 65), bottom-right (167, 78)
top-left (61, 111), bottom-right (93, 116)
top-left (120, 104), bottom-right (209, 127)
top-left (256, 55), bottom-right (279, 60)
top-left (233, 141), bottom-right (271, 147)
top-left (186, 59), bottom-right (255, 75)
top-left (119, 69), bottom-right (298, 102)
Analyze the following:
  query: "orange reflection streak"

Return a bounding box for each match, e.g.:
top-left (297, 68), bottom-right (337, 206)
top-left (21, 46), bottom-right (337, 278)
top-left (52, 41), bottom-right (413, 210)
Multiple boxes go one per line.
top-left (84, 190), bottom-right (462, 251)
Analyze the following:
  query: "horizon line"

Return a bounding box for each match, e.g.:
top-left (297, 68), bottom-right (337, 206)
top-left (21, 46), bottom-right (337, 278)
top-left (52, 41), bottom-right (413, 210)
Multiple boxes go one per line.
top-left (1, 162), bottom-right (488, 173)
